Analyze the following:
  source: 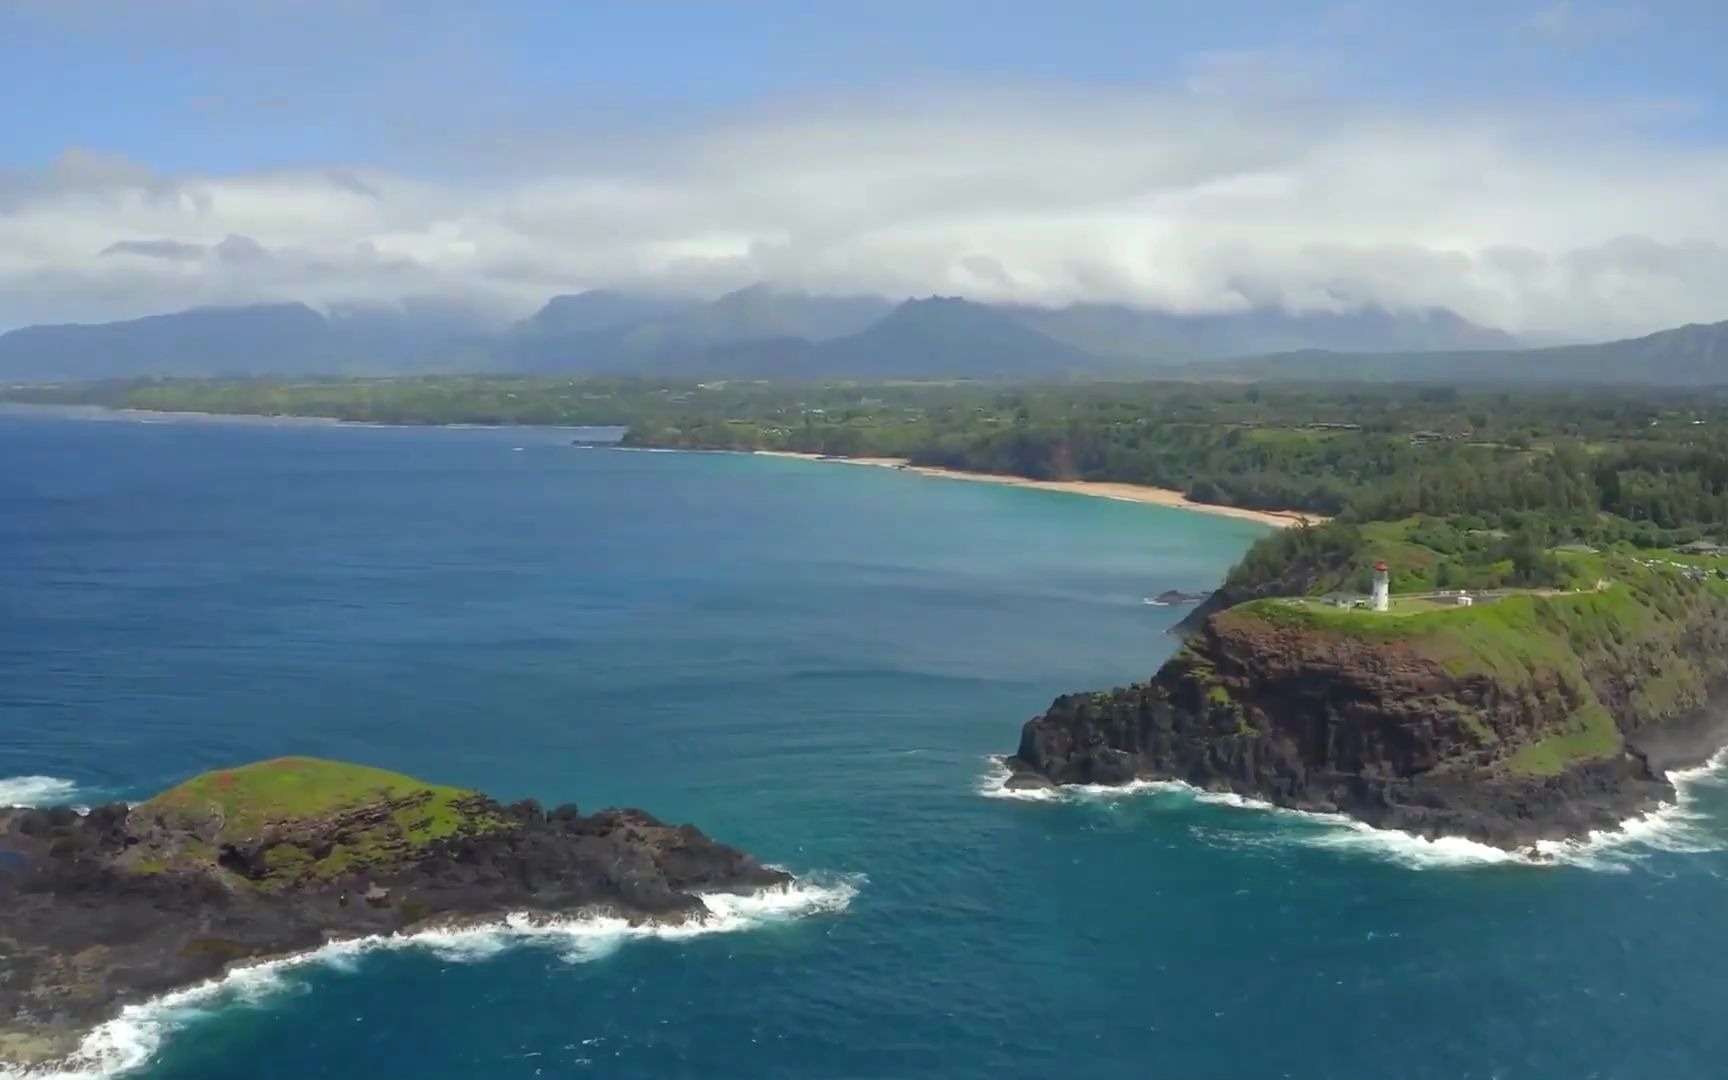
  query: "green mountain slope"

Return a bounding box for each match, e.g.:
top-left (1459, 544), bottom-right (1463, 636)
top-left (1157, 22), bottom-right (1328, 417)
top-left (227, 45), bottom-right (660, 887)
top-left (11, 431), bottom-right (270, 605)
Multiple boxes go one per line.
top-left (1221, 320), bottom-right (1728, 386)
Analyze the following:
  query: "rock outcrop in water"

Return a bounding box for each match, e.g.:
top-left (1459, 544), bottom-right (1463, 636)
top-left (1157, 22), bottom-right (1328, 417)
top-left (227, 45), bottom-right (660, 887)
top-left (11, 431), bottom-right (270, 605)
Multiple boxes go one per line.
top-left (1007, 565), bottom-right (1728, 847)
top-left (1148, 589), bottom-right (1208, 606)
top-left (0, 758), bottom-right (788, 1068)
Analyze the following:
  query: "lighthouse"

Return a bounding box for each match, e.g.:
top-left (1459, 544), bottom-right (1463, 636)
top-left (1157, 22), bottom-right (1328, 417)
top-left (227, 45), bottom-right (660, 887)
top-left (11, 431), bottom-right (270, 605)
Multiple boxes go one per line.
top-left (1371, 560), bottom-right (1390, 612)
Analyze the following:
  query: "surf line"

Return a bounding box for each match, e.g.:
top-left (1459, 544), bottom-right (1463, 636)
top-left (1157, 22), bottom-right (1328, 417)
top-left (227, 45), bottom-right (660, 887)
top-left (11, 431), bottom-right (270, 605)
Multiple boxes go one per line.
top-left (976, 754), bottom-right (1728, 872)
top-left (3, 874), bottom-right (862, 1080)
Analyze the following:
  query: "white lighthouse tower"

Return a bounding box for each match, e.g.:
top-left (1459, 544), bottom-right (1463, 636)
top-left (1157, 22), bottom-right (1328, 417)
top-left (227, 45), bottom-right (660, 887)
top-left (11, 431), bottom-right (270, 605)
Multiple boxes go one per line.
top-left (1371, 560), bottom-right (1390, 612)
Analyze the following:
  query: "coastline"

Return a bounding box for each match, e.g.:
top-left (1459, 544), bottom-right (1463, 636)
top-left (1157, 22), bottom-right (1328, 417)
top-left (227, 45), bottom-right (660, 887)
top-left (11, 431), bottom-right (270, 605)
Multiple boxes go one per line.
top-left (977, 750), bottom-right (1728, 871)
top-left (0, 403), bottom-right (1318, 528)
top-left (751, 450), bottom-right (1321, 529)
top-left (0, 406), bottom-right (1313, 528)
top-left (0, 402), bottom-right (617, 435)
top-left (1, 876), bottom-right (859, 1078)
top-left (994, 676), bottom-right (1728, 854)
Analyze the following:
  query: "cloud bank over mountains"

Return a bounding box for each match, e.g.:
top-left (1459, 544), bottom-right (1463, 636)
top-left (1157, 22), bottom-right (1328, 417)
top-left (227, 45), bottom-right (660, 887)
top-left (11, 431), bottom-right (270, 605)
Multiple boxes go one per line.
top-left (4, 83), bottom-right (1727, 340)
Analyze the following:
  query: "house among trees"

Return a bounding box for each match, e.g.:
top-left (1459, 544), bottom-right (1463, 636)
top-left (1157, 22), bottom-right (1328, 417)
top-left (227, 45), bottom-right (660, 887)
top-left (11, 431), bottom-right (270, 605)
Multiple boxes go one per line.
top-left (1677, 539), bottom-right (1726, 556)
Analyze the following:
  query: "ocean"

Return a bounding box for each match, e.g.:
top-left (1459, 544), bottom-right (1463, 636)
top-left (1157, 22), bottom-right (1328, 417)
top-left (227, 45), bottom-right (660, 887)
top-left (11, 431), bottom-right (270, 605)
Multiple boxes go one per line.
top-left (3, 407), bottom-right (1727, 1080)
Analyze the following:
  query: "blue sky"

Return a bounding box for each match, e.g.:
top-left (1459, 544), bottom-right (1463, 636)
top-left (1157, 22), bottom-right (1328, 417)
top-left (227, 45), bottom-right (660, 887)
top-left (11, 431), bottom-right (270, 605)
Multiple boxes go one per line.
top-left (5, 1), bottom-right (1723, 170)
top-left (1, 1), bottom-right (1725, 337)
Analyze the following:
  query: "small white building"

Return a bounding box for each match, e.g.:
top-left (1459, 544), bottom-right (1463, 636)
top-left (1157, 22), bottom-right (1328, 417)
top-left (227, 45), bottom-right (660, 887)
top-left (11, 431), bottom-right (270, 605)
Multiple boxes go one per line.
top-left (1444, 594), bottom-right (1474, 607)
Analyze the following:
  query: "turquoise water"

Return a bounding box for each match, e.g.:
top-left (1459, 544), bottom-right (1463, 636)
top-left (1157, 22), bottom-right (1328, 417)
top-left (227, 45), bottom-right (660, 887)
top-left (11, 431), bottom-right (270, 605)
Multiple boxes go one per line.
top-left (4, 409), bottom-right (1728, 1080)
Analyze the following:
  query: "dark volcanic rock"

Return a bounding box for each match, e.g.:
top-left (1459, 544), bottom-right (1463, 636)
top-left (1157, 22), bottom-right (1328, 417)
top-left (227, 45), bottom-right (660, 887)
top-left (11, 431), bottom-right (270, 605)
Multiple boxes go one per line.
top-left (1149, 589), bottom-right (1208, 606)
top-left (0, 783), bottom-right (787, 1067)
top-left (1008, 586), bottom-right (1728, 849)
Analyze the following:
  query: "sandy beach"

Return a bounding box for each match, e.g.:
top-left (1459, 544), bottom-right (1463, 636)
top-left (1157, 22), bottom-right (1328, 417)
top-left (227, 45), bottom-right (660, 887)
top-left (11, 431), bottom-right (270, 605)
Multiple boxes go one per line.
top-left (751, 451), bottom-right (1322, 529)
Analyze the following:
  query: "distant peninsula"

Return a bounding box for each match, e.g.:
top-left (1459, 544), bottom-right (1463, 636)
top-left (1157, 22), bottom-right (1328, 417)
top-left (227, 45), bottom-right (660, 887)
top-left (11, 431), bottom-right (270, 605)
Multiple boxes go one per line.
top-left (0, 758), bottom-right (789, 1069)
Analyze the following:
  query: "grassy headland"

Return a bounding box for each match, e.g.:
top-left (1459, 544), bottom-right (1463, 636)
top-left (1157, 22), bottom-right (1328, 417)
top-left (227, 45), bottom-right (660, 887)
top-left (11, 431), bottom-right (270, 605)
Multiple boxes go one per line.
top-left (1223, 551), bottom-right (1728, 776)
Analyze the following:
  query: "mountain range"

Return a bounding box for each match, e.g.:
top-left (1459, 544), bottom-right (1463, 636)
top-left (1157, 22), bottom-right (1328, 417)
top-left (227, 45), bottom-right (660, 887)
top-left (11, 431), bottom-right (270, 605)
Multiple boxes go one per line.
top-left (0, 285), bottom-right (1518, 383)
top-left (1, 283), bottom-right (1724, 386)
top-left (1205, 320), bottom-right (1728, 387)
top-left (0, 299), bottom-right (497, 381)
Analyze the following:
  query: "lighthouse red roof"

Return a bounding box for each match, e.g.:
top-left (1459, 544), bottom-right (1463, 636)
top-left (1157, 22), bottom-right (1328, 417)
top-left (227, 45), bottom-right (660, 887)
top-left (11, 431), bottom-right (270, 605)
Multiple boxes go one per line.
top-left (1374, 560), bottom-right (1389, 572)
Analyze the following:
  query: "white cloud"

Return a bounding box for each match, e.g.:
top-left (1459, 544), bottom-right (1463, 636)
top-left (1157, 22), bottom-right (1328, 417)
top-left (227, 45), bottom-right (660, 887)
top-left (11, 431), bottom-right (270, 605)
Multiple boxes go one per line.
top-left (100, 238), bottom-right (207, 261)
top-left (2, 81), bottom-right (1726, 340)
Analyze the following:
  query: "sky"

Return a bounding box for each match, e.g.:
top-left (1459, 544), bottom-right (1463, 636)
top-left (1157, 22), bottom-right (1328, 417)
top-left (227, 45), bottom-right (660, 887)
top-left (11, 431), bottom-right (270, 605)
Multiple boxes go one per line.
top-left (1, 0), bottom-right (1725, 340)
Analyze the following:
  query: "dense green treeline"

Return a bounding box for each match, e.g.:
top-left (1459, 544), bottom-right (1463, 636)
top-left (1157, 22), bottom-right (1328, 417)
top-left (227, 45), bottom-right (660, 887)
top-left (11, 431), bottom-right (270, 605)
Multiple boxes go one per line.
top-left (1222, 433), bottom-right (1728, 598)
top-left (11, 375), bottom-right (1728, 600)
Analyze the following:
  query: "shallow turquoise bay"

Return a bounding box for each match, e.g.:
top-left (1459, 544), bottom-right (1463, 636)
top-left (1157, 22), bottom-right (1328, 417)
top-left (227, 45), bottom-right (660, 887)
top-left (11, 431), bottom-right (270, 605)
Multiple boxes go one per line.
top-left (3, 409), bottom-right (1727, 1079)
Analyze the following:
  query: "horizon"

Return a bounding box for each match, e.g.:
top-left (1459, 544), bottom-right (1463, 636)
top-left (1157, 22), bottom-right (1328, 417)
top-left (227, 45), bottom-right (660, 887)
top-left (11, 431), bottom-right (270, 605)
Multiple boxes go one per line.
top-left (3, 1), bottom-right (1727, 341)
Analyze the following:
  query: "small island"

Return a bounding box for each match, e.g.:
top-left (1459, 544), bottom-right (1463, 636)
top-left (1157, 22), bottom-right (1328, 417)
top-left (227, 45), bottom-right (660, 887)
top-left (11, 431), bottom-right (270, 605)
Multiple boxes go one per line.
top-left (0, 758), bottom-right (789, 1068)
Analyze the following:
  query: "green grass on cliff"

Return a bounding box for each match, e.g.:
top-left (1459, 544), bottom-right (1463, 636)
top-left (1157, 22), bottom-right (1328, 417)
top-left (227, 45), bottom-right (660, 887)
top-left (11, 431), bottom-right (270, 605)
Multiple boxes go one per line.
top-left (1232, 562), bottom-right (1728, 777)
top-left (140, 758), bottom-right (510, 883)
top-left (1504, 702), bottom-right (1621, 776)
top-left (1356, 519), bottom-right (1444, 593)
top-left (1245, 591), bottom-right (1605, 695)
top-left (143, 757), bottom-right (479, 837)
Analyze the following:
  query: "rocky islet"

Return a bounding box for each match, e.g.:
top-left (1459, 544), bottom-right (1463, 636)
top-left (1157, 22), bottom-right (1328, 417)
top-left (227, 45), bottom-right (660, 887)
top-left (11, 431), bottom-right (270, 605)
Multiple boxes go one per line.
top-left (0, 758), bottom-right (788, 1068)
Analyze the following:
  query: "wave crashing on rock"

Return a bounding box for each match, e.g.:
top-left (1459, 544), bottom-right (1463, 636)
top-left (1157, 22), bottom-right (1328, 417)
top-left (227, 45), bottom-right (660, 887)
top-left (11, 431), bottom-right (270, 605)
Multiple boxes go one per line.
top-left (978, 754), bottom-right (1728, 872)
top-left (0, 777), bottom-right (82, 809)
top-left (3, 874), bottom-right (861, 1080)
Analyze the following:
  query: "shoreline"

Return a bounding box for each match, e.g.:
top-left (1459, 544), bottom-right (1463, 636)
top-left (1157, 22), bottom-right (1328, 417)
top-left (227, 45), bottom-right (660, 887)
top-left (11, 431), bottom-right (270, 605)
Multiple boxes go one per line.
top-left (0, 402), bottom-right (616, 435)
top-left (977, 750), bottom-right (1728, 870)
top-left (0, 875), bottom-right (859, 1076)
top-left (751, 450), bottom-right (1322, 529)
top-left (0, 403), bottom-right (1318, 528)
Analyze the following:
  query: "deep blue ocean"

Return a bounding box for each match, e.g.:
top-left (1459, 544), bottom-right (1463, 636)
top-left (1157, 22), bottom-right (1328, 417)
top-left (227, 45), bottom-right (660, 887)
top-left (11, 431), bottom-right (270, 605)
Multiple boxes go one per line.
top-left (5, 407), bottom-right (1728, 1080)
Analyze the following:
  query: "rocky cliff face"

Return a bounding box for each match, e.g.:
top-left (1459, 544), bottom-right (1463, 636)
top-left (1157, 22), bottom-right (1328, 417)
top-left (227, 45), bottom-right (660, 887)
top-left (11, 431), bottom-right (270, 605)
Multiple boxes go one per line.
top-left (1009, 571), bottom-right (1728, 847)
top-left (0, 771), bottom-right (786, 1068)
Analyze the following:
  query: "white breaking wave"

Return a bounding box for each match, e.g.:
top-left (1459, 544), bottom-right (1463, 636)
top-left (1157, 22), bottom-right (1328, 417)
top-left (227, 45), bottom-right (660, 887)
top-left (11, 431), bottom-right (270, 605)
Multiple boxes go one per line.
top-left (977, 752), bottom-right (1728, 871)
top-left (977, 758), bottom-right (1180, 804)
top-left (1, 875), bottom-right (860, 1080)
top-left (976, 758), bottom-right (1057, 802)
top-left (1521, 746), bottom-right (1728, 867)
top-left (0, 776), bottom-right (81, 809)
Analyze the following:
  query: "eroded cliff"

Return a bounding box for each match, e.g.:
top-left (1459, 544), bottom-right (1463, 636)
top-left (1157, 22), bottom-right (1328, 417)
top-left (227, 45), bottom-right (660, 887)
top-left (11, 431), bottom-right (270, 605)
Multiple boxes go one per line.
top-left (1008, 563), bottom-right (1728, 846)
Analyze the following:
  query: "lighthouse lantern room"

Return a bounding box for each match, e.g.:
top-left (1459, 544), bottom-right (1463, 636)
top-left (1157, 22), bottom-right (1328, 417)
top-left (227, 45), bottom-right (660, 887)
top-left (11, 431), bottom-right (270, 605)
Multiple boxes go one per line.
top-left (1371, 560), bottom-right (1391, 612)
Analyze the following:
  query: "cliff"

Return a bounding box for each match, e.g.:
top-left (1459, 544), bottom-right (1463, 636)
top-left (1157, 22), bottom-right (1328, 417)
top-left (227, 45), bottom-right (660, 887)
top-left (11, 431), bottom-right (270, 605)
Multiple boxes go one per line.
top-left (1008, 562), bottom-right (1728, 847)
top-left (0, 758), bottom-right (786, 1067)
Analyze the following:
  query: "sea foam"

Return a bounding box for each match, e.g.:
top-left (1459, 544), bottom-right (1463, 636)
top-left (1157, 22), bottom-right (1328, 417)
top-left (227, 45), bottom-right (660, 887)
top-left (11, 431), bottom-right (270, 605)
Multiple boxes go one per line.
top-left (978, 753), bottom-right (1728, 872)
top-left (977, 759), bottom-right (1180, 804)
top-left (0, 776), bottom-right (82, 809)
top-left (0, 874), bottom-right (860, 1080)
